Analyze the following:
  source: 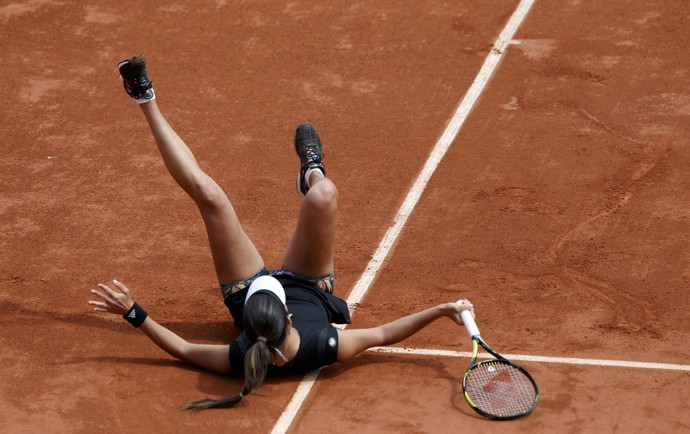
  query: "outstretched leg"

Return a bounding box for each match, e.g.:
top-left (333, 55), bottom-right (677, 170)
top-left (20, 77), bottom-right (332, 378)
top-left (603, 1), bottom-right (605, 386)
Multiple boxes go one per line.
top-left (119, 56), bottom-right (264, 285)
top-left (282, 123), bottom-right (338, 280)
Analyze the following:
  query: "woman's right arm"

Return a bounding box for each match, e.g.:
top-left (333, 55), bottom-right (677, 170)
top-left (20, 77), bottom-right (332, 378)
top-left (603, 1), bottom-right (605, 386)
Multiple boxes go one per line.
top-left (89, 280), bottom-right (231, 375)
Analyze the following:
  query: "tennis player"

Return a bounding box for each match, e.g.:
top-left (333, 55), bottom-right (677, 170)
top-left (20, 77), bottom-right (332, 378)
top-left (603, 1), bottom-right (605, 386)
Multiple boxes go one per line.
top-left (89, 55), bottom-right (475, 410)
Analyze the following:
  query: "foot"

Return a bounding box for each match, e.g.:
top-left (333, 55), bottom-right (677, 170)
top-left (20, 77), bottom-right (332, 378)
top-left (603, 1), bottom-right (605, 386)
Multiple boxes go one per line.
top-left (117, 55), bottom-right (155, 104)
top-left (294, 122), bottom-right (326, 197)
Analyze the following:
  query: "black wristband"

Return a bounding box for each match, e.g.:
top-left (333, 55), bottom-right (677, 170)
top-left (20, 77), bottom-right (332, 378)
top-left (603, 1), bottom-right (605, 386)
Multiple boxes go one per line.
top-left (123, 303), bottom-right (148, 328)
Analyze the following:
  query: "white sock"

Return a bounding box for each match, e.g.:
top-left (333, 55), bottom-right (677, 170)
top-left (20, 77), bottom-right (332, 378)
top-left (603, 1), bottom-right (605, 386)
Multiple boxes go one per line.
top-left (304, 167), bottom-right (324, 188)
top-left (135, 89), bottom-right (156, 105)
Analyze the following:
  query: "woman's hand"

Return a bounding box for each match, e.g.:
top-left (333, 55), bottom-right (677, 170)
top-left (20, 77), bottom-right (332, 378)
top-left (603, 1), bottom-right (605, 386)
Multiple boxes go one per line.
top-left (439, 299), bottom-right (475, 325)
top-left (88, 279), bottom-right (135, 315)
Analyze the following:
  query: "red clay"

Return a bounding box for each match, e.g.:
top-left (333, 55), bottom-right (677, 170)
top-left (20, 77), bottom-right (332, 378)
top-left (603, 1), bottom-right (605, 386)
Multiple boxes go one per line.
top-left (1, 1), bottom-right (688, 433)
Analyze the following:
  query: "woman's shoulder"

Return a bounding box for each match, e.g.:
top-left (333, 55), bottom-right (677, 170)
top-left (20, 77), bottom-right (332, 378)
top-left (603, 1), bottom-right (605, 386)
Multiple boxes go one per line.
top-left (297, 326), bottom-right (338, 361)
top-left (274, 326), bottom-right (338, 376)
top-left (228, 332), bottom-right (251, 376)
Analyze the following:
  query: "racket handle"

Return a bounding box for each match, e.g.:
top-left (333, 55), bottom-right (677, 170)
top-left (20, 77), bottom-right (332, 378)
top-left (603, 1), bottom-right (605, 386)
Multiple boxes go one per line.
top-left (459, 308), bottom-right (481, 338)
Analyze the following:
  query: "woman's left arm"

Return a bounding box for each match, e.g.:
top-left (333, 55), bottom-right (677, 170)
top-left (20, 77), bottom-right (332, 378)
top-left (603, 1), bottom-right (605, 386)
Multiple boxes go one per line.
top-left (336, 300), bottom-right (474, 362)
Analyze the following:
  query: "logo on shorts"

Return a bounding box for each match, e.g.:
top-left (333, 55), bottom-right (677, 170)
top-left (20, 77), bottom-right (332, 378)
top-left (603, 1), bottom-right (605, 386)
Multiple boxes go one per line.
top-left (328, 337), bottom-right (336, 348)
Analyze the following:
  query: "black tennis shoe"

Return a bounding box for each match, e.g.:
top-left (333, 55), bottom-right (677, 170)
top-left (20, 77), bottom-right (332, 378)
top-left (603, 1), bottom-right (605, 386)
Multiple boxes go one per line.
top-left (117, 55), bottom-right (155, 104)
top-left (294, 122), bottom-right (325, 197)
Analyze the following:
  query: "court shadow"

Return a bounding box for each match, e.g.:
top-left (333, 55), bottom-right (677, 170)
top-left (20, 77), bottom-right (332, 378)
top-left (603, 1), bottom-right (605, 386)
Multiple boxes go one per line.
top-left (321, 351), bottom-right (476, 416)
top-left (0, 299), bottom-right (240, 343)
top-left (50, 355), bottom-right (191, 369)
top-left (49, 354), bottom-right (248, 399)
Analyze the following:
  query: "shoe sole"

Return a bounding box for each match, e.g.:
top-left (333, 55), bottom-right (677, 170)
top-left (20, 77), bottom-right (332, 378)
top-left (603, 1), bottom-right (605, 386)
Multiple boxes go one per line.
top-left (296, 173), bottom-right (306, 197)
top-left (117, 55), bottom-right (147, 78)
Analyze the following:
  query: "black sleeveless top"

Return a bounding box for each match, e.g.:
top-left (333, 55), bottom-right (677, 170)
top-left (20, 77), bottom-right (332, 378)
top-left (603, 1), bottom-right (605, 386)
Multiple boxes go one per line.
top-left (229, 273), bottom-right (350, 376)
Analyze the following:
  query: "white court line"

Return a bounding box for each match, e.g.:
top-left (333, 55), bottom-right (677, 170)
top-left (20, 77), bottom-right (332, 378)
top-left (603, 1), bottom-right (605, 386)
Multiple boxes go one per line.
top-left (271, 1), bottom-right (536, 433)
top-left (369, 347), bottom-right (690, 372)
top-left (347, 0), bottom-right (536, 306)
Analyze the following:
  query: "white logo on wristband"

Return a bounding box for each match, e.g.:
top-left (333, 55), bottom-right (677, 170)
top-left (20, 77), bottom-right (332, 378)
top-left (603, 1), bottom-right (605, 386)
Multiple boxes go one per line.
top-left (128, 309), bottom-right (136, 319)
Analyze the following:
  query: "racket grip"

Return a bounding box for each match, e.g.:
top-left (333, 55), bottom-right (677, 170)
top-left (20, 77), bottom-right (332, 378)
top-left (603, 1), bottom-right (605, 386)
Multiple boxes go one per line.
top-left (459, 309), bottom-right (481, 338)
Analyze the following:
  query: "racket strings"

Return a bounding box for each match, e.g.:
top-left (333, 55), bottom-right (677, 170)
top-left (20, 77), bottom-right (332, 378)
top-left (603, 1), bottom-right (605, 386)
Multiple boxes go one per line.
top-left (465, 361), bottom-right (536, 417)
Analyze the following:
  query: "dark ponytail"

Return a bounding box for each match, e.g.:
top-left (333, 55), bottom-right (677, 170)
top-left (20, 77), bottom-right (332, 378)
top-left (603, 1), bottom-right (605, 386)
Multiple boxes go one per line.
top-left (180, 388), bottom-right (247, 410)
top-left (182, 293), bottom-right (288, 410)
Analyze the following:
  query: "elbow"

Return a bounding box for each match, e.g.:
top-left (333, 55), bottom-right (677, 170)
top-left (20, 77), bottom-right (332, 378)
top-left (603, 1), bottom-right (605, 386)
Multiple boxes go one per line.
top-left (171, 340), bottom-right (192, 362)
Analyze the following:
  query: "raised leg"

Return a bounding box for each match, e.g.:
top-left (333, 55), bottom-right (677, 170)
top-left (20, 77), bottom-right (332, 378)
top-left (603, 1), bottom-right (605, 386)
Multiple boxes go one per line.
top-left (281, 171), bottom-right (338, 278)
top-left (139, 100), bottom-right (264, 284)
top-left (281, 122), bottom-right (338, 279)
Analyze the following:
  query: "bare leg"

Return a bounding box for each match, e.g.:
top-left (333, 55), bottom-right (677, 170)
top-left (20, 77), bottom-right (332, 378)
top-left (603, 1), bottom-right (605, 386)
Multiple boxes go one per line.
top-left (282, 171), bottom-right (338, 278)
top-left (139, 100), bottom-right (264, 284)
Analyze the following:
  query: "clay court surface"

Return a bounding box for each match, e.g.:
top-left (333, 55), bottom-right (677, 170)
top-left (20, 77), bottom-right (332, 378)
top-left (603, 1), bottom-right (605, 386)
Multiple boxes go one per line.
top-left (1, 0), bottom-right (689, 432)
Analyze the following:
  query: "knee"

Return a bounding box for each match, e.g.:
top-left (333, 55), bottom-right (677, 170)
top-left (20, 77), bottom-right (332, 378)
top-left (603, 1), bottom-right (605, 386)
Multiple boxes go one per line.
top-left (191, 176), bottom-right (226, 208)
top-left (305, 178), bottom-right (338, 211)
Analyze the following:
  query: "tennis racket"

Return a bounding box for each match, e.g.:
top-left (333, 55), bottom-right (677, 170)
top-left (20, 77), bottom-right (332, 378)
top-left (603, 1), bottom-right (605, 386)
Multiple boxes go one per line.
top-left (459, 307), bottom-right (539, 420)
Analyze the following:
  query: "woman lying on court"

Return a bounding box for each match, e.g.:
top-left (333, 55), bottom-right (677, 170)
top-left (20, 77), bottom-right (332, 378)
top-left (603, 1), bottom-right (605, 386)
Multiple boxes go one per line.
top-left (88, 55), bottom-right (475, 410)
